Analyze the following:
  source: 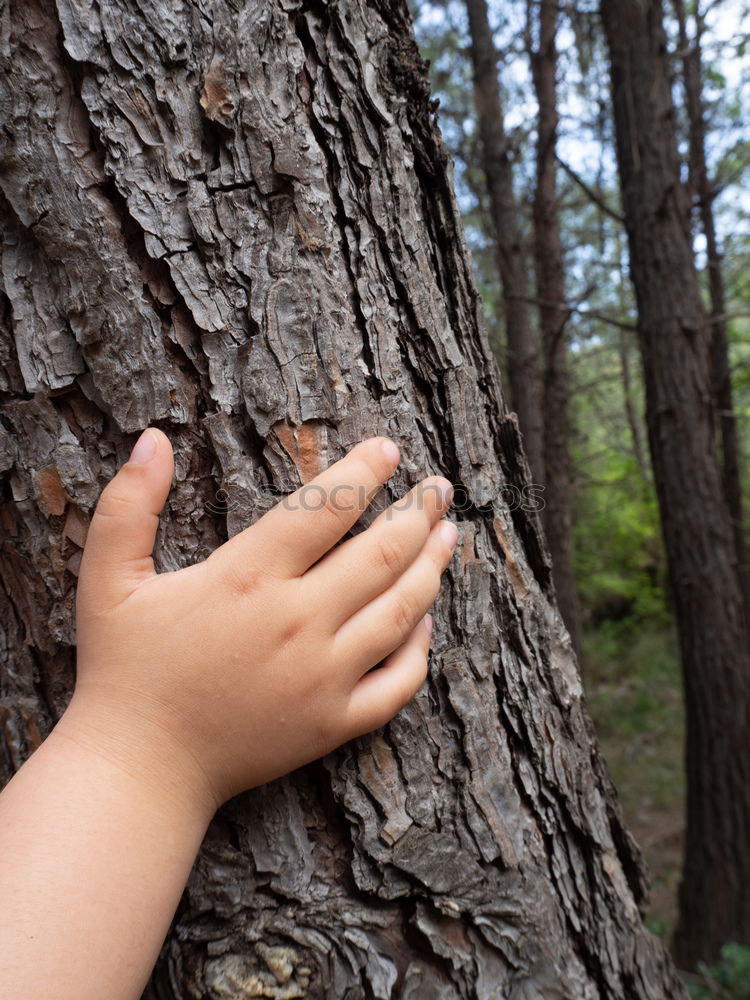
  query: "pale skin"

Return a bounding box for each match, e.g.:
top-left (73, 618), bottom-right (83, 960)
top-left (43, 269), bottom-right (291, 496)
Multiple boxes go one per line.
top-left (0, 430), bottom-right (457, 1000)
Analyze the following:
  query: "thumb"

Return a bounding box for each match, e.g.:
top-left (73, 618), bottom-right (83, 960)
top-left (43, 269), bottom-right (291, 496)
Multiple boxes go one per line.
top-left (80, 428), bottom-right (175, 603)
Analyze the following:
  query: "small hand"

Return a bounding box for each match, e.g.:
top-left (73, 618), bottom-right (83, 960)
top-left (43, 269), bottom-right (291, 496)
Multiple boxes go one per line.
top-left (66, 430), bottom-right (457, 815)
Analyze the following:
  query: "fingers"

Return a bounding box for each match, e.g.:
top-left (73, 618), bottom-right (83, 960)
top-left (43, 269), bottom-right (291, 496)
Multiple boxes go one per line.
top-left (343, 614), bottom-right (433, 737)
top-left (333, 519), bottom-right (457, 677)
top-left (79, 428), bottom-right (174, 604)
top-left (303, 477), bottom-right (454, 626)
top-left (215, 436), bottom-right (400, 581)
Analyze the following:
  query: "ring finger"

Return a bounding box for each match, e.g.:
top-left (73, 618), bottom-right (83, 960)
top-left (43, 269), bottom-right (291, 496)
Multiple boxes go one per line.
top-left (333, 518), bottom-right (458, 680)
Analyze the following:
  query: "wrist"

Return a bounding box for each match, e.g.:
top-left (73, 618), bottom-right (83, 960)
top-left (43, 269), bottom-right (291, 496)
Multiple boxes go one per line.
top-left (55, 686), bottom-right (221, 829)
top-left (0, 682), bottom-right (216, 1000)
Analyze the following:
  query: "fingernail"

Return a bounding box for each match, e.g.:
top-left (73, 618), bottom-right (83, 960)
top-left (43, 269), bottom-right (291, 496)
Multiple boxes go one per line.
top-left (381, 438), bottom-right (400, 467)
top-left (423, 613), bottom-right (433, 635)
top-left (439, 521), bottom-right (458, 550)
top-left (439, 480), bottom-right (454, 509)
top-left (129, 429), bottom-right (157, 465)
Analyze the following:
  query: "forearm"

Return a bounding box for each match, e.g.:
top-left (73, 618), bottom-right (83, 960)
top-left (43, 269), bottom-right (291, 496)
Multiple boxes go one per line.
top-left (0, 697), bottom-right (214, 1000)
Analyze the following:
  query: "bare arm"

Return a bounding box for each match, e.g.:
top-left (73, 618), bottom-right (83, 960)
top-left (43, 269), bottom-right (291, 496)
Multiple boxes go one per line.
top-left (0, 711), bottom-right (213, 998)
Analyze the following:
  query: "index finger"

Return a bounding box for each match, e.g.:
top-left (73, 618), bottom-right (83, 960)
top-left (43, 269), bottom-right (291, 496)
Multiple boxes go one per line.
top-left (219, 436), bottom-right (401, 579)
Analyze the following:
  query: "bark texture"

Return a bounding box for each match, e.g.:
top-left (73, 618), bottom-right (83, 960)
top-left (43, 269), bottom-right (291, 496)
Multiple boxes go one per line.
top-left (1, 0), bottom-right (685, 995)
top-left (464, 0), bottom-right (545, 488)
top-left (527, 0), bottom-right (581, 658)
top-left (601, 0), bottom-right (750, 968)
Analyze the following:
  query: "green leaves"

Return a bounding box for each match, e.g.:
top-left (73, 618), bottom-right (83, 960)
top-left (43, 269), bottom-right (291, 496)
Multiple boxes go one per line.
top-left (688, 944), bottom-right (750, 999)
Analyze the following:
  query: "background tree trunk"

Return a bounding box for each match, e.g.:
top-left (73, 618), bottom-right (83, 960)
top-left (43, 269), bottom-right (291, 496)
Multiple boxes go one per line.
top-left (464, 0), bottom-right (545, 488)
top-left (671, 0), bottom-right (746, 595)
top-left (527, 0), bottom-right (582, 658)
top-left (601, 0), bottom-right (750, 968)
top-left (1, 0), bottom-right (685, 995)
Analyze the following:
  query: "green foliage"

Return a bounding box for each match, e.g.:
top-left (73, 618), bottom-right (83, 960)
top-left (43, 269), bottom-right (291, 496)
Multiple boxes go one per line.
top-left (705, 66), bottom-right (727, 90)
top-left (687, 945), bottom-right (750, 999)
top-left (584, 618), bottom-right (683, 932)
top-left (570, 330), bottom-right (669, 630)
top-left (573, 445), bottom-right (666, 627)
top-left (646, 915), bottom-right (669, 939)
top-left (584, 619), bottom-right (682, 805)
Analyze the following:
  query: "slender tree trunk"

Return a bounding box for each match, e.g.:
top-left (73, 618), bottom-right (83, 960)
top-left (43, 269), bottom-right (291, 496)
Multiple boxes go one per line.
top-left (464, 0), bottom-right (545, 487)
top-left (527, 0), bottom-right (582, 658)
top-left (671, 0), bottom-right (746, 593)
top-left (601, 0), bottom-right (750, 968)
top-left (615, 230), bottom-right (650, 485)
top-left (1, 0), bottom-right (686, 994)
top-left (618, 326), bottom-right (650, 485)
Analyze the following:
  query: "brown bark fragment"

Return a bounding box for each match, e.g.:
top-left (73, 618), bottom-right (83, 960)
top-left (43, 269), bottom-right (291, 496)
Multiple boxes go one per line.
top-left (33, 465), bottom-right (70, 518)
top-left (273, 420), bottom-right (328, 484)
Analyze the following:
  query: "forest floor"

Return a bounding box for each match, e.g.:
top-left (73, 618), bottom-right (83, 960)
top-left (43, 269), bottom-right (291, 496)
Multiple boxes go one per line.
top-left (583, 621), bottom-right (685, 940)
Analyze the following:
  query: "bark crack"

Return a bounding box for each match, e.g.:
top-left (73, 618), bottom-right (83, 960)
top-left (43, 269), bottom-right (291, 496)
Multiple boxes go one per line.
top-left (293, 7), bottom-right (385, 402)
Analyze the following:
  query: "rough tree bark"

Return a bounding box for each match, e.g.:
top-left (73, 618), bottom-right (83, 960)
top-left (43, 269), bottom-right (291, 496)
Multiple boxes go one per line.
top-left (1, 0), bottom-right (686, 995)
top-left (464, 0), bottom-right (545, 487)
top-left (671, 0), bottom-right (746, 593)
top-left (601, 0), bottom-right (750, 968)
top-left (526, 0), bottom-right (582, 659)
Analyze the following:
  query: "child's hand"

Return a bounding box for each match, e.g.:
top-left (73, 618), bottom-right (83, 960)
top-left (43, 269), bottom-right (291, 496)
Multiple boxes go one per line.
top-left (66, 430), bottom-right (457, 815)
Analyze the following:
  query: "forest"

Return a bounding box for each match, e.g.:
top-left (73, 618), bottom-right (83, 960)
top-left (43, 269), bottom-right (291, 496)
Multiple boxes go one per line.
top-left (0, 0), bottom-right (748, 996)
top-left (411, 0), bottom-right (750, 989)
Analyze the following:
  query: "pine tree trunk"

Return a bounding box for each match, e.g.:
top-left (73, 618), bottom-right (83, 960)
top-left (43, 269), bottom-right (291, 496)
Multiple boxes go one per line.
top-left (618, 326), bottom-right (650, 486)
top-left (527, 0), bottom-right (582, 658)
top-left (671, 0), bottom-right (746, 595)
top-left (601, 0), bottom-right (750, 968)
top-left (464, 0), bottom-right (545, 488)
top-left (1, 0), bottom-right (685, 994)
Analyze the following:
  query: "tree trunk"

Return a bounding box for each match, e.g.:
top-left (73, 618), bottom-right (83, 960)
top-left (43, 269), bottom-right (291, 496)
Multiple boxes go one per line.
top-left (671, 0), bottom-right (746, 594)
top-left (615, 230), bottom-right (650, 486)
top-left (464, 0), bottom-right (545, 487)
top-left (618, 326), bottom-right (650, 486)
top-left (1, 0), bottom-right (685, 995)
top-left (527, 0), bottom-right (582, 659)
top-left (601, 0), bottom-right (750, 968)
